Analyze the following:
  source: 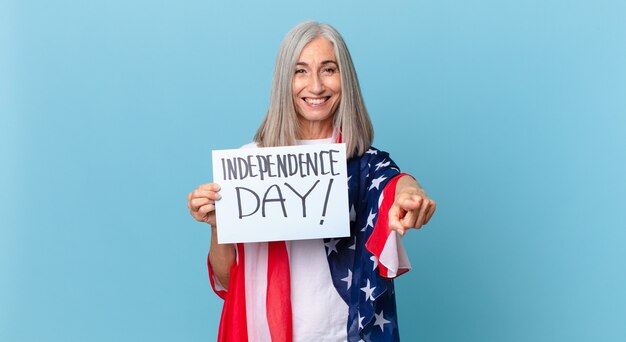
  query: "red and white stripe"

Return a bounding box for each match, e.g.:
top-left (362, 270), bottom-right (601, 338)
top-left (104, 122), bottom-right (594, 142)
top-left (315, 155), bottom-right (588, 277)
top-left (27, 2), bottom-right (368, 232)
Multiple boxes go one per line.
top-left (365, 174), bottom-right (412, 278)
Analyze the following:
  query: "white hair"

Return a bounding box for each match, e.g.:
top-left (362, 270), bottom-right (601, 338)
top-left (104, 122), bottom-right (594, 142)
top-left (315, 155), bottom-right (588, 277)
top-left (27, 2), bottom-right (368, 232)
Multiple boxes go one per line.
top-left (254, 21), bottom-right (373, 158)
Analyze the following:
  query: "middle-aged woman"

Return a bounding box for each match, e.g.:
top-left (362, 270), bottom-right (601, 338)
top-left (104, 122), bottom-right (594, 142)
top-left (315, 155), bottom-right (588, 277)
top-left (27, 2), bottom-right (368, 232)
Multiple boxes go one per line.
top-left (188, 21), bottom-right (436, 342)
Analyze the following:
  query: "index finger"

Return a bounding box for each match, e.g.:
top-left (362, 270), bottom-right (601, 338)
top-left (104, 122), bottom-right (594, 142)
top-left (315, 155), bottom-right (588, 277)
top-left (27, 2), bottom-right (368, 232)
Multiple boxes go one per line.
top-left (399, 194), bottom-right (423, 211)
top-left (199, 183), bottom-right (221, 191)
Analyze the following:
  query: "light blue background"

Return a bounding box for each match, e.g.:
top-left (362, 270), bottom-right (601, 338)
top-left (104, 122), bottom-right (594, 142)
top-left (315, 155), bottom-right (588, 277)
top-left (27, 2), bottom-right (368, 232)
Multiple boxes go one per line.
top-left (2, 0), bottom-right (625, 341)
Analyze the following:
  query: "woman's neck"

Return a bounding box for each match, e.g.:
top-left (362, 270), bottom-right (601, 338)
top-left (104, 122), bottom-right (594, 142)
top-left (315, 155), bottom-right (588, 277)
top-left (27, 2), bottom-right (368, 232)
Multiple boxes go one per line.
top-left (298, 120), bottom-right (334, 140)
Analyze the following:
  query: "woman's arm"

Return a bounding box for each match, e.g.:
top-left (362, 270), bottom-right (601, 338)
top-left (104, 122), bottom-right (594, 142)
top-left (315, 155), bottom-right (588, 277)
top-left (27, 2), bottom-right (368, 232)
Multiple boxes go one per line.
top-left (388, 175), bottom-right (436, 236)
top-left (188, 183), bottom-right (236, 289)
top-left (209, 226), bottom-right (235, 288)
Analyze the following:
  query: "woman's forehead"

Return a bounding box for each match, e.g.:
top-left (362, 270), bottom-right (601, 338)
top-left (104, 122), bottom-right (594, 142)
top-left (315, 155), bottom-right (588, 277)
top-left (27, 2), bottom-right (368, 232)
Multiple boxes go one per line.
top-left (298, 37), bottom-right (336, 62)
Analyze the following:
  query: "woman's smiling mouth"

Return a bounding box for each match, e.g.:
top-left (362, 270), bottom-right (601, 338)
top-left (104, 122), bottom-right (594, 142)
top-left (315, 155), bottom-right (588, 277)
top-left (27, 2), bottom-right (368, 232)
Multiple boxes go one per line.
top-left (303, 97), bottom-right (331, 105)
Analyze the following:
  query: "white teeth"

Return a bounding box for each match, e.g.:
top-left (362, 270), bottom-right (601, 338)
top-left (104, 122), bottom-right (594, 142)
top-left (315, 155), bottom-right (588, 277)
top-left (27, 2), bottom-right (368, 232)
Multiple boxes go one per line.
top-left (305, 98), bottom-right (327, 105)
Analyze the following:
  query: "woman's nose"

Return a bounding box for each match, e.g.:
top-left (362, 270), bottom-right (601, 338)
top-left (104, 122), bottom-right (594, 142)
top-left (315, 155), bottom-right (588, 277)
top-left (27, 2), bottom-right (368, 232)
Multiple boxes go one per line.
top-left (309, 73), bottom-right (325, 94)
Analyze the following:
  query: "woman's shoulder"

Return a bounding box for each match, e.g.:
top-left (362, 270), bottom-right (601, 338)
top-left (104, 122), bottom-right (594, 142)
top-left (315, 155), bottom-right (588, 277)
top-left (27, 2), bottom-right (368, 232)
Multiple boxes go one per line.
top-left (356, 146), bottom-right (400, 172)
top-left (358, 146), bottom-right (392, 160)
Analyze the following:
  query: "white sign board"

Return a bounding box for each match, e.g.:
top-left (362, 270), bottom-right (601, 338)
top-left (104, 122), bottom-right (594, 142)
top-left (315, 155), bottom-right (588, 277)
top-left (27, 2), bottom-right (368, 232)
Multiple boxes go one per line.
top-left (211, 143), bottom-right (350, 244)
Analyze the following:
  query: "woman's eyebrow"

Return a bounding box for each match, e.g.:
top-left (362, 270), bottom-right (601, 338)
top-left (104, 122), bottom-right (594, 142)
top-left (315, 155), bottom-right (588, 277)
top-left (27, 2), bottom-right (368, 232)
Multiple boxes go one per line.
top-left (296, 60), bottom-right (338, 66)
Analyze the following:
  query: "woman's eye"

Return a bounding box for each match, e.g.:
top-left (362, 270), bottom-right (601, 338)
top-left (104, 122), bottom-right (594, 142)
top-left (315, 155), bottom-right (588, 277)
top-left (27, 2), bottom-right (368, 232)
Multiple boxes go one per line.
top-left (322, 67), bottom-right (336, 74)
top-left (295, 69), bottom-right (306, 74)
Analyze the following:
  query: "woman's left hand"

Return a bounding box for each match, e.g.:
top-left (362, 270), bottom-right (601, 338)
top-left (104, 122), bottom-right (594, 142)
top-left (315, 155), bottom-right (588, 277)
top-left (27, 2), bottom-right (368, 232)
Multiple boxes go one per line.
top-left (388, 185), bottom-right (436, 236)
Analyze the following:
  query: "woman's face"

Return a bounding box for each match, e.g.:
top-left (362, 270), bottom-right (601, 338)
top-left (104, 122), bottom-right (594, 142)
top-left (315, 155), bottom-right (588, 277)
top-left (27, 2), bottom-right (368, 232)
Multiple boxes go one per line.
top-left (292, 37), bottom-right (342, 130)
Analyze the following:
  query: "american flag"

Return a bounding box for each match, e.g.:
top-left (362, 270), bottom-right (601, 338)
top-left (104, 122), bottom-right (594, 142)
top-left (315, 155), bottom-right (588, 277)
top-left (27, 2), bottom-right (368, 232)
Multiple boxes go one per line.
top-left (326, 147), bottom-right (410, 341)
top-left (208, 147), bottom-right (411, 341)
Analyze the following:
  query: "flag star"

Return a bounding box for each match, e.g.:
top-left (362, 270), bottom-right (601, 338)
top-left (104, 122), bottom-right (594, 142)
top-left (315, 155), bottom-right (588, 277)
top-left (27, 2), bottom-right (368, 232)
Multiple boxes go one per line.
top-left (350, 204), bottom-right (356, 222)
top-left (361, 209), bottom-right (376, 232)
top-left (366, 149), bottom-right (378, 155)
top-left (360, 279), bottom-right (376, 301)
top-left (367, 210), bottom-right (376, 228)
top-left (324, 238), bottom-right (339, 256)
top-left (370, 255), bottom-right (379, 270)
top-left (358, 311), bottom-right (365, 329)
top-left (348, 236), bottom-right (356, 250)
top-left (373, 310), bottom-right (391, 332)
top-left (341, 269), bottom-right (352, 290)
top-left (375, 159), bottom-right (391, 171)
top-left (369, 175), bottom-right (387, 191)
